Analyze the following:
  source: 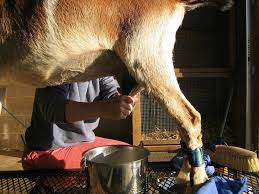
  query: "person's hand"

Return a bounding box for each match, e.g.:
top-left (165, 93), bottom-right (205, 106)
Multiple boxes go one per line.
top-left (104, 94), bottom-right (138, 120)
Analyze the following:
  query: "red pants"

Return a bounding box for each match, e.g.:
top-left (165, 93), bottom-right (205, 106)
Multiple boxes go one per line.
top-left (22, 137), bottom-right (128, 170)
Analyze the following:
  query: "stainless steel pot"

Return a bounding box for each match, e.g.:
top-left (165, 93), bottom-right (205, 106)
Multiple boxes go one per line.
top-left (82, 145), bottom-right (149, 194)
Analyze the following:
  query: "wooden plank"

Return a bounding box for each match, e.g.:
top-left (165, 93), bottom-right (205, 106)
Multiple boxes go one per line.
top-left (0, 88), bottom-right (6, 114)
top-left (148, 151), bottom-right (177, 162)
top-left (132, 93), bottom-right (142, 146)
top-left (143, 139), bottom-right (180, 145)
top-left (0, 150), bottom-right (23, 171)
top-left (175, 67), bottom-right (233, 73)
top-left (144, 145), bottom-right (181, 152)
top-left (0, 88), bottom-right (6, 104)
top-left (174, 67), bottom-right (233, 78)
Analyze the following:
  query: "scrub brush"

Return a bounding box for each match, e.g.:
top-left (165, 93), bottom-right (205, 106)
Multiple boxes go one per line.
top-left (206, 87), bottom-right (259, 172)
top-left (208, 145), bottom-right (259, 172)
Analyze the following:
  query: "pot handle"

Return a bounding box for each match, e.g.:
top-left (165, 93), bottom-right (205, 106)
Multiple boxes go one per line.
top-left (80, 158), bottom-right (88, 175)
top-left (139, 141), bottom-right (144, 148)
top-left (80, 158), bottom-right (91, 193)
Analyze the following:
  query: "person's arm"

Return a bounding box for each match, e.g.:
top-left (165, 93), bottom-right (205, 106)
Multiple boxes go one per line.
top-left (36, 84), bottom-right (70, 123)
top-left (65, 94), bottom-right (137, 122)
top-left (37, 79), bottom-right (138, 123)
top-left (65, 77), bottom-right (137, 122)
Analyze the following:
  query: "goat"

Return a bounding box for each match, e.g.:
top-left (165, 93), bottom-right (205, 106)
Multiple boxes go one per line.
top-left (0, 0), bottom-right (233, 190)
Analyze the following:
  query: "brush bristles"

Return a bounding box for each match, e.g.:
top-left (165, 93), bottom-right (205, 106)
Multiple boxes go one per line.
top-left (211, 145), bottom-right (259, 172)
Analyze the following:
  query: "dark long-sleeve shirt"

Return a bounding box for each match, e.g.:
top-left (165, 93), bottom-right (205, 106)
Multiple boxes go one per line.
top-left (25, 77), bottom-right (119, 150)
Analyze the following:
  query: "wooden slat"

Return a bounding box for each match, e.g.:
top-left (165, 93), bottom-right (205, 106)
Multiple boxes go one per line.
top-left (144, 145), bottom-right (181, 152)
top-left (0, 150), bottom-right (23, 171)
top-left (0, 88), bottom-right (6, 105)
top-left (132, 93), bottom-right (142, 146)
top-left (174, 67), bottom-right (233, 78)
top-left (143, 139), bottom-right (180, 145)
top-left (0, 88), bottom-right (6, 115)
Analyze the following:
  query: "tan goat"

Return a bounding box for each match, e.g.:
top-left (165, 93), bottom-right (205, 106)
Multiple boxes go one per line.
top-left (0, 0), bottom-right (233, 189)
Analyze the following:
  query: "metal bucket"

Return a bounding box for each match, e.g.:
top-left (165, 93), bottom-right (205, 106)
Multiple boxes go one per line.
top-left (82, 145), bottom-right (149, 194)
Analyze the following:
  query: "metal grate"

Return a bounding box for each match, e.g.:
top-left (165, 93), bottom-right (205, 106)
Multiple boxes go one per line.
top-left (140, 78), bottom-right (232, 145)
top-left (141, 91), bottom-right (181, 145)
top-left (0, 171), bottom-right (87, 194)
top-left (0, 166), bottom-right (258, 194)
top-left (215, 167), bottom-right (259, 194)
top-left (147, 165), bottom-right (259, 194)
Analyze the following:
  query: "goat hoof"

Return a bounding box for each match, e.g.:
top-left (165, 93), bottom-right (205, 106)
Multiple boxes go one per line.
top-left (183, 166), bottom-right (208, 194)
top-left (176, 174), bottom-right (190, 185)
top-left (176, 158), bottom-right (191, 184)
top-left (192, 164), bottom-right (208, 186)
top-left (184, 184), bottom-right (193, 194)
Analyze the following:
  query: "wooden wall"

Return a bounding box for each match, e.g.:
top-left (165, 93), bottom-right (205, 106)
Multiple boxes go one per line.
top-left (0, 86), bottom-right (35, 151)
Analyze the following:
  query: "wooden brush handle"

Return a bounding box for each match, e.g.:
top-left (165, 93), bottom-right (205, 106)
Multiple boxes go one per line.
top-left (207, 145), bottom-right (259, 172)
top-left (129, 85), bottom-right (144, 97)
top-left (214, 145), bottom-right (257, 158)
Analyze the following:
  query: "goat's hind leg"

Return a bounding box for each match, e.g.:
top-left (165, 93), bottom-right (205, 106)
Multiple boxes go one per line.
top-left (123, 56), bottom-right (208, 187)
top-left (114, 7), bottom-right (207, 184)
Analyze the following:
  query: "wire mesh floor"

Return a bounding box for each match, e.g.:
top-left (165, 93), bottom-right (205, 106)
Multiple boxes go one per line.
top-left (147, 164), bottom-right (259, 194)
top-left (0, 164), bottom-right (258, 194)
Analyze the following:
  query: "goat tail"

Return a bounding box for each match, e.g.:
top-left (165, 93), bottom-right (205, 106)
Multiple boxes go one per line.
top-left (181, 0), bottom-right (234, 11)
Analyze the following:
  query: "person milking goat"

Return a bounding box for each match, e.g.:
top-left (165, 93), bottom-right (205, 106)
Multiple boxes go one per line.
top-left (0, 0), bottom-right (233, 191)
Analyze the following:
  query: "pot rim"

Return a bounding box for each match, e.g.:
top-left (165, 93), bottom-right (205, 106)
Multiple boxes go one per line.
top-left (82, 145), bottom-right (150, 166)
